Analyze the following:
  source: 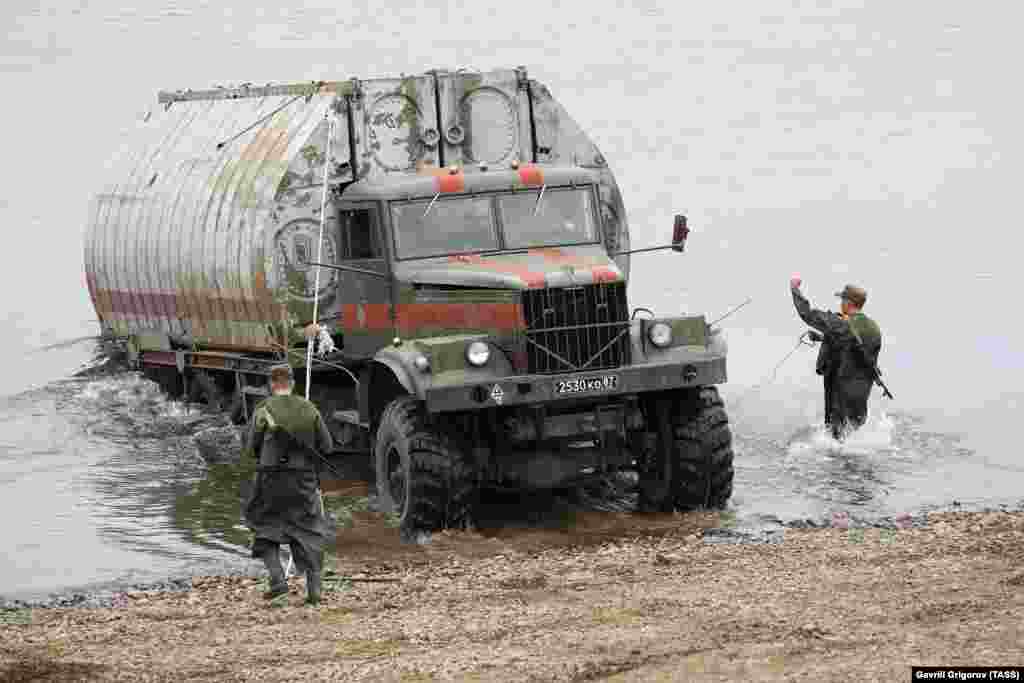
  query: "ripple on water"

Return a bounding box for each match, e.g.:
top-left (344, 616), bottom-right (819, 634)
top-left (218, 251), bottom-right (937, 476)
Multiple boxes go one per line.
top-left (54, 373), bottom-right (256, 564)
top-left (729, 408), bottom-right (991, 526)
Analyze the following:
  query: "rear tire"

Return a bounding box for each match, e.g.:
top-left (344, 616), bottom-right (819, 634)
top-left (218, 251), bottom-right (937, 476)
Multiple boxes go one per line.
top-left (638, 386), bottom-right (734, 511)
top-left (374, 396), bottom-right (475, 537)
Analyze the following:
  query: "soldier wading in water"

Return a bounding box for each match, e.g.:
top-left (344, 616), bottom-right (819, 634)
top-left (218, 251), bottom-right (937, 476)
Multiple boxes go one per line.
top-left (243, 364), bottom-right (334, 605)
top-left (790, 278), bottom-right (883, 441)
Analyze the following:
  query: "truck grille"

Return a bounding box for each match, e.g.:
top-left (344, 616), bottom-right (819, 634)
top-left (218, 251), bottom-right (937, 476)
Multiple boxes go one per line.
top-left (521, 282), bottom-right (632, 375)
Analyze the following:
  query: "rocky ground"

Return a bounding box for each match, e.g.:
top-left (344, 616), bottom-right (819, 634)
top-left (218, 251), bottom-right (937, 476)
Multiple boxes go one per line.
top-left (1, 510), bottom-right (1021, 682)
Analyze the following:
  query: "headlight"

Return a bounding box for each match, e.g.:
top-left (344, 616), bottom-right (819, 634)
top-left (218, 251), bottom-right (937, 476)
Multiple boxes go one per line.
top-left (413, 355), bottom-right (431, 372)
top-left (465, 341), bottom-right (491, 367)
top-left (648, 322), bottom-right (673, 348)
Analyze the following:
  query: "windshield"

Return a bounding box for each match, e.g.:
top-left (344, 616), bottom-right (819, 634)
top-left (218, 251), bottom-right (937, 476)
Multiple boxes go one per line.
top-left (499, 188), bottom-right (597, 249)
top-left (391, 196), bottom-right (498, 259)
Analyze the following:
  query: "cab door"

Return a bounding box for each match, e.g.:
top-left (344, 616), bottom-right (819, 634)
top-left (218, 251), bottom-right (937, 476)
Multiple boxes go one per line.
top-left (334, 202), bottom-right (393, 358)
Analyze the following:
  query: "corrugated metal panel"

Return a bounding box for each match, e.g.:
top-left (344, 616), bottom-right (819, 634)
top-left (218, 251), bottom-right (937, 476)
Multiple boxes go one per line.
top-left (86, 87), bottom-right (343, 350)
top-left (437, 68), bottom-right (532, 170)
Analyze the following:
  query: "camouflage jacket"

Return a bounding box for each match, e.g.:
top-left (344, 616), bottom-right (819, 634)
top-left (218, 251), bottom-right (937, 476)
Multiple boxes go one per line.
top-left (791, 288), bottom-right (882, 382)
top-left (245, 394), bottom-right (333, 472)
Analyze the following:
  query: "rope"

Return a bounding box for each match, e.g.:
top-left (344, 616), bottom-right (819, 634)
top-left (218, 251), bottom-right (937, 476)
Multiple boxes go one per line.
top-left (267, 340), bottom-right (361, 389)
top-left (307, 356), bottom-right (361, 388)
top-left (734, 332), bottom-right (817, 405)
top-left (215, 82), bottom-right (324, 150)
top-left (306, 114), bottom-right (336, 400)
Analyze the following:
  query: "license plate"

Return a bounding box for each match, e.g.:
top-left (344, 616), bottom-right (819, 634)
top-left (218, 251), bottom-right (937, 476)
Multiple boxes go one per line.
top-left (554, 374), bottom-right (619, 395)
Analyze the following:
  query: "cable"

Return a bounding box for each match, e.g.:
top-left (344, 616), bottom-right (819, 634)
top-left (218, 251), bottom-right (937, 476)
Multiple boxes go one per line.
top-left (214, 82), bottom-right (324, 150)
top-left (306, 113), bottom-right (335, 400)
top-left (734, 332), bottom-right (817, 404)
top-left (266, 339), bottom-right (361, 389)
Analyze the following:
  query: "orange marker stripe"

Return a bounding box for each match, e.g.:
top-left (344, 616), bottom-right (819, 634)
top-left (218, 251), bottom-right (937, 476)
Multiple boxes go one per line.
top-left (444, 253), bottom-right (548, 289)
top-left (436, 173), bottom-right (465, 193)
top-left (591, 267), bottom-right (620, 283)
top-left (518, 164), bottom-right (544, 186)
top-left (397, 303), bottom-right (525, 332)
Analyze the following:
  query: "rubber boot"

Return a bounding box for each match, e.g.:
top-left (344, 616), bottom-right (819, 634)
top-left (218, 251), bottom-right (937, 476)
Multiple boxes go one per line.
top-left (261, 548), bottom-right (288, 600)
top-left (305, 570), bottom-right (322, 606)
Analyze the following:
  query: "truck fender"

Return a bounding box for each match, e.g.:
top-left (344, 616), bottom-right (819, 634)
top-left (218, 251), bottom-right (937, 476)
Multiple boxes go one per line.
top-left (360, 349), bottom-right (427, 429)
top-left (372, 353), bottom-right (423, 397)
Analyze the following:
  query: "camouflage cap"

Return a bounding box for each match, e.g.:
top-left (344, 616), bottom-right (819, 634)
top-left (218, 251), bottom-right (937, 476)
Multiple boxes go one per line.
top-left (834, 284), bottom-right (867, 307)
top-left (268, 363), bottom-right (294, 384)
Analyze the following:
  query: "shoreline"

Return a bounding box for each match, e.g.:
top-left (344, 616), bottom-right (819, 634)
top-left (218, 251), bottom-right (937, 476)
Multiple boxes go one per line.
top-left (3, 497), bottom-right (1021, 611)
top-left (2, 510), bottom-right (1021, 681)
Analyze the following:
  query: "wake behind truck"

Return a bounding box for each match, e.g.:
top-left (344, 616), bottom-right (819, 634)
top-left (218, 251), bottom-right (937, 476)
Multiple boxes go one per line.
top-left (84, 67), bottom-right (734, 534)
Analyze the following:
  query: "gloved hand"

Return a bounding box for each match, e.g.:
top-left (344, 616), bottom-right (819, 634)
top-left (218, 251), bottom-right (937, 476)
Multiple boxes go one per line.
top-left (790, 275), bottom-right (802, 290)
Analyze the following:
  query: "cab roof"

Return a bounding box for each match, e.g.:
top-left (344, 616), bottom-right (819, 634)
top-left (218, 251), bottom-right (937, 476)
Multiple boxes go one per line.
top-left (338, 164), bottom-right (600, 202)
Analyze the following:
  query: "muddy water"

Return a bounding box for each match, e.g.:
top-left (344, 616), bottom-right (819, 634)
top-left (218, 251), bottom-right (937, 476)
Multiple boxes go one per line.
top-left (0, 369), bottom-right (258, 602)
top-left (3, 348), bottom-right (1019, 603)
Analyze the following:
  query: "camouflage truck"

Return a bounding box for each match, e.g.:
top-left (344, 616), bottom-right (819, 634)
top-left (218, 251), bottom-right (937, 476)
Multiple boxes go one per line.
top-left (84, 67), bottom-right (734, 533)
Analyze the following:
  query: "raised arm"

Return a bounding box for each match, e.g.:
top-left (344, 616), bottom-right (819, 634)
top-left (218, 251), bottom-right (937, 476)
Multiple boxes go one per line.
top-left (791, 285), bottom-right (848, 338)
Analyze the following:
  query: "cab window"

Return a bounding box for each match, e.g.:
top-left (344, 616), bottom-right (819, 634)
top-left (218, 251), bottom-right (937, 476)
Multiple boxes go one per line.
top-left (338, 207), bottom-right (380, 260)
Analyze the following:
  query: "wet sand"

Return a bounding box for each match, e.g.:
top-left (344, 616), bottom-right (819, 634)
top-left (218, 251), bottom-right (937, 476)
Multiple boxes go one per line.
top-left (2, 510), bottom-right (1021, 682)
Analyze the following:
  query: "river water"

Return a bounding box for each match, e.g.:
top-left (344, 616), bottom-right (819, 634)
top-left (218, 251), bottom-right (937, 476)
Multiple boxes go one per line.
top-left (2, 1), bottom-right (1022, 601)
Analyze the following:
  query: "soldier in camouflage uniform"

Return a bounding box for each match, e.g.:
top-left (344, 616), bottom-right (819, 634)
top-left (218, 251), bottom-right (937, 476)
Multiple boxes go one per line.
top-left (790, 280), bottom-right (883, 441)
top-left (243, 364), bottom-right (334, 605)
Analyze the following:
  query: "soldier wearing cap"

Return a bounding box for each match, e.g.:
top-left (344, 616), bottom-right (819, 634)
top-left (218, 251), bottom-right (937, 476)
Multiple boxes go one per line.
top-left (243, 363), bottom-right (334, 605)
top-left (790, 279), bottom-right (883, 440)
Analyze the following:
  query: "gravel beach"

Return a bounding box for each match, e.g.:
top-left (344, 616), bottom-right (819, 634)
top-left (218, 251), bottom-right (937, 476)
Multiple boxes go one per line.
top-left (2, 510), bottom-right (1021, 682)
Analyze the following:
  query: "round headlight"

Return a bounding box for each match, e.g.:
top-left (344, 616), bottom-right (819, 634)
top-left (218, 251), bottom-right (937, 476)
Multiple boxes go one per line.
top-left (413, 355), bottom-right (431, 372)
top-left (648, 322), bottom-right (673, 348)
top-left (465, 341), bottom-right (491, 367)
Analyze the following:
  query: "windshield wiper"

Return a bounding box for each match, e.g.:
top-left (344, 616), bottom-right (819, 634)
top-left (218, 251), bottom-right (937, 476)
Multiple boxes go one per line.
top-left (532, 184), bottom-right (547, 216)
top-left (421, 192), bottom-right (440, 219)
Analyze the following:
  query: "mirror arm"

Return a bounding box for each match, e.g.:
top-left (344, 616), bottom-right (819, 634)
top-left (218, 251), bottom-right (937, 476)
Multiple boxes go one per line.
top-left (306, 261), bottom-right (391, 279)
top-left (607, 243), bottom-right (686, 257)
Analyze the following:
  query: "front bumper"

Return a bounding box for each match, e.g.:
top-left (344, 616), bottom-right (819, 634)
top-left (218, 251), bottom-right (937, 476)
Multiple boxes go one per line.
top-left (424, 353), bottom-right (727, 413)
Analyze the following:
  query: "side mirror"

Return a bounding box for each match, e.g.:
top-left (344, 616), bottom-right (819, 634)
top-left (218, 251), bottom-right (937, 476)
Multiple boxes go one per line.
top-left (672, 215), bottom-right (689, 252)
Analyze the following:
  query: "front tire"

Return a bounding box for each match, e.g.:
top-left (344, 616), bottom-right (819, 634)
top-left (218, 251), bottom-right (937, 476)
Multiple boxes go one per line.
top-left (638, 386), bottom-right (735, 511)
top-left (374, 396), bottom-right (475, 536)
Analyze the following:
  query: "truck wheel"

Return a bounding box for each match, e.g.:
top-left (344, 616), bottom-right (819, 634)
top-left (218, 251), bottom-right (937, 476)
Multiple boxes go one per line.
top-left (374, 396), bottom-right (475, 536)
top-left (638, 386), bottom-right (734, 511)
top-left (673, 386), bottom-right (734, 509)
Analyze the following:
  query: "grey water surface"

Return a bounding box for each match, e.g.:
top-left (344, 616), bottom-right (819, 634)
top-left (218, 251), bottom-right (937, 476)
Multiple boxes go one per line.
top-left (2, 1), bottom-right (1022, 601)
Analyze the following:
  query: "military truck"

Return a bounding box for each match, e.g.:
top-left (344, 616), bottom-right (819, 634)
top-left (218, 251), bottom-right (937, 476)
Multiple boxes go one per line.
top-left (84, 67), bottom-right (733, 533)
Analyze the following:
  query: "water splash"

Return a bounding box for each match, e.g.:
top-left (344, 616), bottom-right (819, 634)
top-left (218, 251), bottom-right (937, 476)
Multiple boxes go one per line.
top-left (786, 409), bottom-right (896, 457)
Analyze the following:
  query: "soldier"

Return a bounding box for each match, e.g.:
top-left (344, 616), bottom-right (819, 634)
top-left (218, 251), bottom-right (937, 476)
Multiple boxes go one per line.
top-left (790, 278), bottom-right (883, 441)
top-left (243, 364), bottom-right (334, 605)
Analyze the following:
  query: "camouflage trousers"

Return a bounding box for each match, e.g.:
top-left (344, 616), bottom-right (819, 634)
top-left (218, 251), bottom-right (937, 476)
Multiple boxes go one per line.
top-left (824, 376), bottom-right (871, 441)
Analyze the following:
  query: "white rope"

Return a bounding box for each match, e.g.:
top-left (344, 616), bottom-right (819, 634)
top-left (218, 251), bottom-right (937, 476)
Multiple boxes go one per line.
top-left (734, 332), bottom-right (816, 407)
top-left (306, 114), bottom-right (335, 400)
top-left (269, 340), bottom-right (361, 388)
